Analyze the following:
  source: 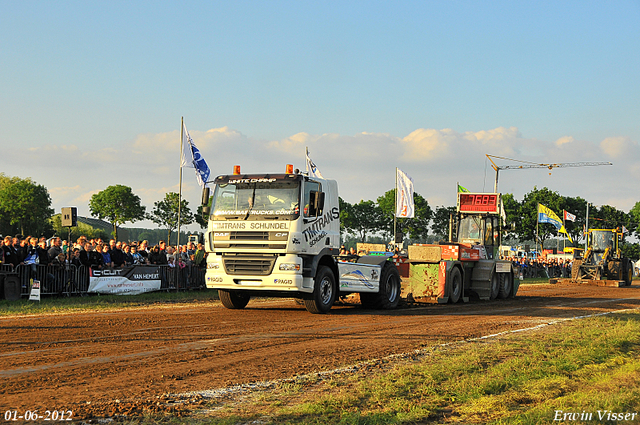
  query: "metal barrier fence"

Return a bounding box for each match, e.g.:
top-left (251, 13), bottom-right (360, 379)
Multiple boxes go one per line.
top-left (512, 263), bottom-right (571, 279)
top-left (1, 263), bottom-right (206, 298)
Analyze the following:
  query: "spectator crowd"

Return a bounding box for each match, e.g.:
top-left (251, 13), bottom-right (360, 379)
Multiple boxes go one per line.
top-left (503, 255), bottom-right (573, 279)
top-left (1, 234), bottom-right (207, 271)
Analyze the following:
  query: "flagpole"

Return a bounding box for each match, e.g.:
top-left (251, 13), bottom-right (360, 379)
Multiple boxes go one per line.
top-left (177, 117), bottom-right (183, 248)
top-left (536, 204), bottom-right (539, 258)
top-left (562, 212), bottom-right (566, 252)
top-left (394, 168), bottom-right (397, 246)
top-left (585, 203), bottom-right (589, 250)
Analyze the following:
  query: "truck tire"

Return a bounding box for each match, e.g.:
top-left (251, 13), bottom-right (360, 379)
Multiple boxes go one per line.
top-left (449, 267), bottom-right (462, 304)
top-left (360, 262), bottom-right (401, 309)
top-left (498, 272), bottom-right (513, 299)
top-left (489, 271), bottom-right (500, 300)
top-left (624, 259), bottom-right (633, 286)
top-left (219, 289), bottom-right (250, 309)
top-left (304, 266), bottom-right (336, 314)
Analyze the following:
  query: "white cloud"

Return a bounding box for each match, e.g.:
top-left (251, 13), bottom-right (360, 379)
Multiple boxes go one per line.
top-left (5, 126), bottom-right (640, 233)
top-left (600, 136), bottom-right (635, 158)
top-left (555, 136), bottom-right (575, 146)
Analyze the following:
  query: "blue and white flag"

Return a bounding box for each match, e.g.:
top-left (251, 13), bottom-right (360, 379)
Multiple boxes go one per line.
top-left (181, 122), bottom-right (210, 188)
top-left (306, 147), bottom-right (324, 178)
top-left (396, 168), bottom-right (414, 218)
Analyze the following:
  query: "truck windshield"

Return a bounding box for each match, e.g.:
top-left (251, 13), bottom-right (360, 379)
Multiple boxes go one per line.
top-left (211, 181), bottom-right (300, 220)
top-left (591, 231), bottom-right (614, 252)
top-left (458, 215), bottom-right (483, 244)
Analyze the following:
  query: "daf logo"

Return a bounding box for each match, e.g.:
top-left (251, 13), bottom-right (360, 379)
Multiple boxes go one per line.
top-left (274, 233), bottom-right (287, 237)
top-left (214, 232), bottom-right (230, 237)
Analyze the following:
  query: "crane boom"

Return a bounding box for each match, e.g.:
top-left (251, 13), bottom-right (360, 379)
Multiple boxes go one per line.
top-left (486, 154), bottom-right (612, 192)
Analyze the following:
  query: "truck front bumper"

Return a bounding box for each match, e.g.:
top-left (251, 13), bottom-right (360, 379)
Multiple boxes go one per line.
top-left (205, 271), bottom-right (310, 292)
top-left (205, 254), bottom-right (311, 293)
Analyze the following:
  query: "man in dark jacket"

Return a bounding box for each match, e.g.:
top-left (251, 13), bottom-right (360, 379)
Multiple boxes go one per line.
top-left (48, 237), bottom-right (63, 262)
top-left (109, 240), bottom-right (126, 268)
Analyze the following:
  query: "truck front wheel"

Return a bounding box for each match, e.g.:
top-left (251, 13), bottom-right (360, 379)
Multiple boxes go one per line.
top-left (219, 289), bottom-right (250, 309)
top-left (304, 266), bottom-right (336, 314)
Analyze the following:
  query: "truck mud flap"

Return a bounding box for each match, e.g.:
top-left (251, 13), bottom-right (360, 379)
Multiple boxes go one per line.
top-left (469, 260), bottom-right (495, 300)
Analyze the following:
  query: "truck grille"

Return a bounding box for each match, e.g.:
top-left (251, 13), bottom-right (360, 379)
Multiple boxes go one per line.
top-left (229, 231), bottom-right (269, 240)
top-left (213, 231), bottom-right (288, 249)
top-left (223, 254), bottom-right (277, 276)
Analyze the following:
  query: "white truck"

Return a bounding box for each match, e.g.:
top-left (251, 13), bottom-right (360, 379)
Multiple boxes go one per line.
top-left (201, 165), bottom-right (401, 313)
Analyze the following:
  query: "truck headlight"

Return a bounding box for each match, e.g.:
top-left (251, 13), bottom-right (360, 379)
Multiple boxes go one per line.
top-left (279, 263), bottom-right (300, 271)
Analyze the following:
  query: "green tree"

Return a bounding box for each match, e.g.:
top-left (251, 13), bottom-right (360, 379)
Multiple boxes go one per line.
top-left (89, 185), bottom-right (146, 241)
top-left (431, 206), bottom-right (456, 241)
top-left (631, 202), bottom-right (640, 239)
top-left (518, 187), bottom-right (565, 250)
top-left (501, 193), bottom-right (521, 241)
top-left (338, 197), bottom-right (352, 239)
top-left (561, 196), bottom-right (587, 245)
top-left (147, 192), bottom-right (194, 245)
top-left (591, 205), bottom-right (634, 235)
top-left (342, 200), bottom-right (383, 243)
top-left (0, 174), bottom-right (54, 236)
top-left (622, 242), bottom-right (640, 261)
top-left (377, 189), bottom-right (432, 241)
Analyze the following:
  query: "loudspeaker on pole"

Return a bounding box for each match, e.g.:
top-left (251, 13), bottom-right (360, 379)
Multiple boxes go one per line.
top-left (61, 207), bottom-right (77, 227)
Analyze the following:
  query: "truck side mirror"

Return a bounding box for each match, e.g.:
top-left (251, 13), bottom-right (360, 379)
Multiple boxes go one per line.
top-left (308, 191), bottom-right (325, 217)
top-left (201, 187), bottom-right (210, 206)
top-left (201, 187), bottom-right (210, 218)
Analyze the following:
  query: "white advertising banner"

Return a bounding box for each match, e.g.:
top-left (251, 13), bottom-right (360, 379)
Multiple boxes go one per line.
top-left (88, 265), bottom-right (162, 295)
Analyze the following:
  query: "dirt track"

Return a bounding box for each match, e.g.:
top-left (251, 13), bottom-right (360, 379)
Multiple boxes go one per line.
top-left (1, 283), bottom-right (640, 420)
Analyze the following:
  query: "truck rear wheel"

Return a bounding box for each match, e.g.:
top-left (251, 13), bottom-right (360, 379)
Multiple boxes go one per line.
top-left (449, 267), bottom-right (462, 304)
top-left (360, 262), bottom-right (401, 309)
top-left (489, 271), bottom-right (500, 300)
top-left (498, 272), bottom-right (513, 299)
top-left (219, 289), bottom-right (250, 309)
top-left (304, 266), bottom-right (336, 314)
top-left (624, 259), bottom-right (633, 286)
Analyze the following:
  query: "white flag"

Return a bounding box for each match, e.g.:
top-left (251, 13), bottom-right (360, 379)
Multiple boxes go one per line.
top-left (181, 122), bottom-right (211, 188)
top-left (396, 168), bottom-right (414, 218)
top-left (306, 147), bottom-right (324, 178)
top-left (563, 210), bottom-right (576, 222)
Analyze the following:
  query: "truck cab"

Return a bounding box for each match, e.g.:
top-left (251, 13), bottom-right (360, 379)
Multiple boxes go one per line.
top-left (202, 165), bottom-right (401, 314)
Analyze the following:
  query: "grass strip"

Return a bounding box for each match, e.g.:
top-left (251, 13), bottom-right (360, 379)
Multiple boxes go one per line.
top-left (0, 290), bottom-right (218, 316)
top-left (173, 310), bottom-right (640, 425)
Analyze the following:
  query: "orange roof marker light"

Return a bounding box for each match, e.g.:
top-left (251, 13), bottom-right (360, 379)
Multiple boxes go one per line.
top-left (285, 164), bottom-right (294, 174)
top-left (233, 165), bottom-right (241, 175)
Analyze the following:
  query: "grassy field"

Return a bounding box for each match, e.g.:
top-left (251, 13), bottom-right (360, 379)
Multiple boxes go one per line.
top-left (158, 310), bottom-right (640, 425)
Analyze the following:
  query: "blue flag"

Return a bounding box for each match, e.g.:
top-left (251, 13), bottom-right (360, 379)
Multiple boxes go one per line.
top-left (181, 122), bottom-right (210, 188)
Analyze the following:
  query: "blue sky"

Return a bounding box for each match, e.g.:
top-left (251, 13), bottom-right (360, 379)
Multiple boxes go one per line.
top-left (1, 1), bottom-right (639, 230)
